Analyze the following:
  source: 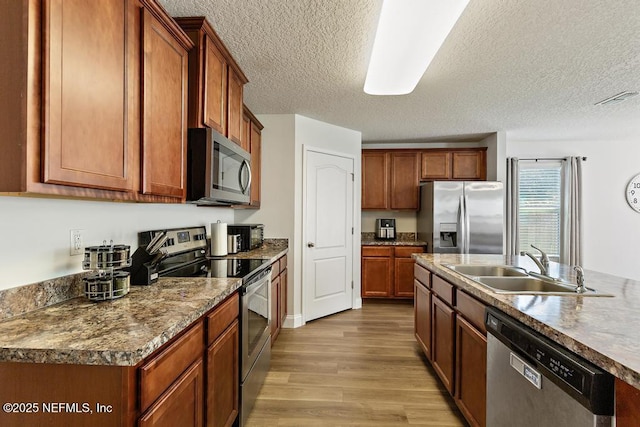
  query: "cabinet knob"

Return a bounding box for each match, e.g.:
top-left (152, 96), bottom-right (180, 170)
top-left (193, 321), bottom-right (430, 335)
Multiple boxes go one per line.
top-left (307, 242), bottom-right (315, 248)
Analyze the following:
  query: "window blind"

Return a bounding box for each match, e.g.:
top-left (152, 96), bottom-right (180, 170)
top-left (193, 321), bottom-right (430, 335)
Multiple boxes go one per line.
top-left (518, 162), bottom-right (562, 260)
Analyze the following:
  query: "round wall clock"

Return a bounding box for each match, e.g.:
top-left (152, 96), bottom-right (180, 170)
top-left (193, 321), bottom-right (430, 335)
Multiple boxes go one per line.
top-left (626, 173), bottom-right (640, 212)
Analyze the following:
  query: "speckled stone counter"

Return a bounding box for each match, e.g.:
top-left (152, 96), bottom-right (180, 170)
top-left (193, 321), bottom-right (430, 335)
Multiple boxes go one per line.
top-left (362, 232), bottom-right (427, 247)
top-left (0, 277), bottom-right (241, 366)
top-left (414, 253), bottom-right (640, 387)
top-left (223, 238), bottom-right (288, 261)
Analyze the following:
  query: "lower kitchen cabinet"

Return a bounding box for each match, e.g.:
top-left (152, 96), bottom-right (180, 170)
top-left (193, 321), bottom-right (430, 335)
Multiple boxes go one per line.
top-left (455, 315), bottom-right (486, 427)
top-left (414, 267), bottom-right (488, 427)
top-left (270, 254), bottom-right (288, 344)
top-left (139, 359), bottom-right (204, 427)
top-left (431, 295), bottom-right (455, 393)
top-left (616, 378), bottom-right (640, 427)
top-left (362, 246), bottom-right (425, 299)
top-left (207, 320), bottom-right (239, 427)
top-left (414, 277), bottom-right (431, 359)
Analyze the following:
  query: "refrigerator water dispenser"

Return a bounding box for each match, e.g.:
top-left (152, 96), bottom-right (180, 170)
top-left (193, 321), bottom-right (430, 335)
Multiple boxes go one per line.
top-left (439, 223), bottom-right (458, 248)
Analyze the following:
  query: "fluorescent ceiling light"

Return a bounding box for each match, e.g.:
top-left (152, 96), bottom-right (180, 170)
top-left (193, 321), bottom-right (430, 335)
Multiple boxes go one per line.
top-left (364, 0), bottom-right (470, 95)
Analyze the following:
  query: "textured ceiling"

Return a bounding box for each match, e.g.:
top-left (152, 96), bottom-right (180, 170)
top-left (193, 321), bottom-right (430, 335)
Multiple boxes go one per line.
top-left (159, 0), bottom-right (640, 142)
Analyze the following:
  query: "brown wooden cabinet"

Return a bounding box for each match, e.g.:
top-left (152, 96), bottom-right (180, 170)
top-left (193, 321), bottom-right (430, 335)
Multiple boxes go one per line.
top-left (362, 151), bottom-right (419, 210)
top-left (176, 17), bottom-right (248, 144)
top-left (139, 359), bottom-right (204, 427)
top-left (141, 5), bottom-right (191, 199)
top-left (41, 0), bottom-right (135, 192)
top-left (414, 266), bottom-right (488, 427)
top-left (270, 254), bottom-right (288, 344)
top-left (246, 107), bottom-right (263, 208)
top-left (362, 246), bottom-right (424, 299)
top-left (455, 315), bottom-right (486, 427)
top-left (207, 320), bottom-right (239, 427)
top-left (414, 271), bottom-right (431, 360)
top-left (616, 378), bottom-right (640, 427)
top-left (1, 0), bottom-right (193, 202)
top-left (420, 149), bottom-right (487, 181)
top-left (431, 295), bottom-right (456, 394)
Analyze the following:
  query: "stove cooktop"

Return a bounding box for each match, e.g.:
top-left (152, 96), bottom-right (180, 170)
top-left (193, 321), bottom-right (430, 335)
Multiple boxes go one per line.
top-left (161, 258), bottom-right (271, 281)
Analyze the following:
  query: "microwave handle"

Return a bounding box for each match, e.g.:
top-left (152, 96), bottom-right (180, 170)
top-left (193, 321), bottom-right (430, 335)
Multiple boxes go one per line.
top-left (239, 159), bottom-right (252, 194)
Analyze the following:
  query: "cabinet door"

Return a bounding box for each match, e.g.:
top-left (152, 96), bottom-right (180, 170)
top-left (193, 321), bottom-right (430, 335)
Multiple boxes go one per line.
top-left (203, 36), bottom-right (227, 133)
top-left (270, 275), bottom-right (280, 340)
top-left (249, 121), bottom-right (261, 207)
top-left (280, 268), bottom-right (288, 327)
top-left (414, 280), bottom-right (431, 360)
top-left (616, 378), bottom-right (640, 427)
top-left (362, 151), bottom-right (389, 209)
top-left (394, 257), bottom-right (417, 298)
top-left (455, 315), bottom-right (486, 427)
top-left (361, 256), bottom-right (393, 297)
top-left (452, 151), bottom-right (485, 180)
top-left (390, 152), bottom-right (419, 209)
top-left (227, 68), bottom-right (243, 145)
top-left (207, 321), bottom-right (239, 427)
top-left (421, 152), bottom-right (451, 180)
top-left (240, 110), bottom-right (251, 152)
top-left (432, 296), bottom-right (455, 394)
top-left (141, 8), bottom-right (188, 198)
top-left (139, 359), bottom-right (204, 427)
top-left (42, 0), bottom-right (134, 191)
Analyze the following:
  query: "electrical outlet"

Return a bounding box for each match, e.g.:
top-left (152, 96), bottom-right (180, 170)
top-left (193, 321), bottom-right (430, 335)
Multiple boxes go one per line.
top-left (70, 229), bottom-right (83, 256)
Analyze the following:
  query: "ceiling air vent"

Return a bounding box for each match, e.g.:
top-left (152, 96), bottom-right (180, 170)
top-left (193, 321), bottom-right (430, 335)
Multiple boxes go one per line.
top-left (594, 91), bottom-right (639, 106)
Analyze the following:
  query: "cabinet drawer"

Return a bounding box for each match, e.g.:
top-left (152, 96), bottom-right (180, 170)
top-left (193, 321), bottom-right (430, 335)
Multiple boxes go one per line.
top-left (456, 291), bottom-right (486, 334)
top-left (394, 246), bottom-right (425, 258)
top-left (432, 275), bottom-right (455, 306)
top-left (140, 322), bottom-right (204, 412)
top-left (362, 246), bottom-right (393, 257)
top-left (279, 254), bottom-right (288, 274)
top-left (414, 264), bottom-right (431, 287)
top-left (207, 293), bottom-right (239, 345)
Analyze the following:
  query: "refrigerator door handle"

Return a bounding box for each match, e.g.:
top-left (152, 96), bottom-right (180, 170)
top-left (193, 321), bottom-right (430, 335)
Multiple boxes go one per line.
top-left (458, 194), bottom-right (466, 253)
top-left (464, 194), bottom-right (470, 253)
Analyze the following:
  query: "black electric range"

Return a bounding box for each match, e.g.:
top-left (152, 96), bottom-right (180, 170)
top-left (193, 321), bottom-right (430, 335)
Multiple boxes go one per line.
top-left (135, 226), bottom-right (271, 285)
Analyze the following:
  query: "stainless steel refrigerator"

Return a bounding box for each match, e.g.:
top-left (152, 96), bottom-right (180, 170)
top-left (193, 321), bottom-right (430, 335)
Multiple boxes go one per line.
top-left (417, 181), bottom-right (504, 254)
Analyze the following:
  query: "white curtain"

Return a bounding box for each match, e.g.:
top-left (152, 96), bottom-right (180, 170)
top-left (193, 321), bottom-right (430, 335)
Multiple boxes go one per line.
top-left (561, 157), bottom-right (584, 265)
top-left (505, 158), bottom-right (519, 256)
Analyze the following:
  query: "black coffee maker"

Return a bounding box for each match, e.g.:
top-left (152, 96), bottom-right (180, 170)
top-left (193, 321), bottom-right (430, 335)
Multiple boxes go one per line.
top-left (375, 218), bottom-right (396, 240)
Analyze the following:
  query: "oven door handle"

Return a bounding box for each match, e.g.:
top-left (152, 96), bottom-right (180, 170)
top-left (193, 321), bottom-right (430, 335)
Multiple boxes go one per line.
top-left (243, 267), bottom-right (272, 296)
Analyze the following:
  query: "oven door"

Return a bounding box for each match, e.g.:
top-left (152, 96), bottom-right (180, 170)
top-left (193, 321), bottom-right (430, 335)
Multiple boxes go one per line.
top-left (241, 268), bottom-right (271, 380)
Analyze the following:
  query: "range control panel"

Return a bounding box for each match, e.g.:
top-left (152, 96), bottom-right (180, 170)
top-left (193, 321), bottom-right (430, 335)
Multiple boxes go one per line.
top-left (138, 226), bottom-right (207, 256)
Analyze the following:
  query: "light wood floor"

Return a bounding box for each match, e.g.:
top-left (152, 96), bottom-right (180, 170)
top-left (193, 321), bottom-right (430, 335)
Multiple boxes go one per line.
top-left (246, 301), bottom-right (467, 426)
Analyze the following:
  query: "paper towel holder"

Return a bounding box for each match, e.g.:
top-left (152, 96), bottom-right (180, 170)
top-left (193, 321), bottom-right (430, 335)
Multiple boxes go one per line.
top-left (210, 220), bottom-right (228, 257)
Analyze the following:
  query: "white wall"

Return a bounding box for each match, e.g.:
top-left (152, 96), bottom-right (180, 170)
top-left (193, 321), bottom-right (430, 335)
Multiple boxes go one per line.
top-left (0, 196), bottom-right (234, 290)
top-left (507, 137), bottom-right (640, 280)
top-left (361, 211), bottom-right (417, 233)
top-left (235, 114), bottom-right (362, 326)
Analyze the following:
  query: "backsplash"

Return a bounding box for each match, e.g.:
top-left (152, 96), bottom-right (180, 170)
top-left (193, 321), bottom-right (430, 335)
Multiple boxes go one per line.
top-left (0, 273), bottom-right (86, 321)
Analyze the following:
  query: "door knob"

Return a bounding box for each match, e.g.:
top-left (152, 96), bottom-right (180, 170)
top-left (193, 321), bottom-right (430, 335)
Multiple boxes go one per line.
top-left (307, 242), bottom-right (315, 248)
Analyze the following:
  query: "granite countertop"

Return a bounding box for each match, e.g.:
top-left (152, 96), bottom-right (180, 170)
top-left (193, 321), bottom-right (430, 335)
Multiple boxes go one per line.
top-left (0, 238), bottom-right (289, 367)
top-left (0, 277), bottom-right (241, 366)
top-left (414, 253), bottom-right (640, 387)
top-left (361, 232), bottom-right (428, 247)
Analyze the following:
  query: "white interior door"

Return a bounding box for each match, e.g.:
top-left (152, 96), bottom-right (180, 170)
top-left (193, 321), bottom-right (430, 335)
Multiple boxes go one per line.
top-left (304, 149), bottom-right (354, 322)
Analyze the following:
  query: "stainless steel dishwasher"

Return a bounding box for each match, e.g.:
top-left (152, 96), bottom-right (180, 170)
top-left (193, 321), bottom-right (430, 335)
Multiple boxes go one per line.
top-left (485, 307), bottom-right (614, 427)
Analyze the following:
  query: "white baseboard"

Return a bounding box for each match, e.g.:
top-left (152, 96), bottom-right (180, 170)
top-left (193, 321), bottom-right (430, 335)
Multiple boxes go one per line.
top-left (282, 313), bottom-right (304, 328)
top-left (353, 297), bottom-right (363, 309)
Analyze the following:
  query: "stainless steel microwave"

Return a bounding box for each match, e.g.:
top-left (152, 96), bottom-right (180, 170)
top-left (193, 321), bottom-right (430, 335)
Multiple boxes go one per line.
top-left (187, 128), bottom-right (251, 205)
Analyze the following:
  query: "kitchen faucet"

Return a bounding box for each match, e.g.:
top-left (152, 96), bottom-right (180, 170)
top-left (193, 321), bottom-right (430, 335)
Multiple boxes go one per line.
top-left (520, 245), bottom-right (550, 275)
top-left (574, 266), bottom-right (587, 293)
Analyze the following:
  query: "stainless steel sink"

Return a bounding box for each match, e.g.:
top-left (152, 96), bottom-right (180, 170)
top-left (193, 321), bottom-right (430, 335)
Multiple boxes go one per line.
top-left (444, 264), bottom-right (613, 296)
top-left (445, 264), bottom-right (529, 277)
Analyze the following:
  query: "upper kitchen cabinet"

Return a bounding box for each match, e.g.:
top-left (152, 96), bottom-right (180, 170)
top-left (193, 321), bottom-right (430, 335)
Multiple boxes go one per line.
top-left (175, 17), bottom-right (248, 145)
top-left (244, 105), bottom-right (263, 208)
top-left (362, 150), bottom-right (419, 210)
top-left (141, 3), bottom-right (192, 199)
top-left (421, 148), bottom-right (487, 181)
top-left (0, 0), bottom-right (192, 202)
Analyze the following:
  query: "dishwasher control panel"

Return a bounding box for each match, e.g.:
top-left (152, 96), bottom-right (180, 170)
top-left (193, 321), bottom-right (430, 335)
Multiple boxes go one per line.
top-left (486, 308), bottom-right (614, 416)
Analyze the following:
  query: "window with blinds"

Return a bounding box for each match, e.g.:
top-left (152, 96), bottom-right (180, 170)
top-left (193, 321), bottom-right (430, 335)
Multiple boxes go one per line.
top-left (518, 161), bottom-right (563, 260)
